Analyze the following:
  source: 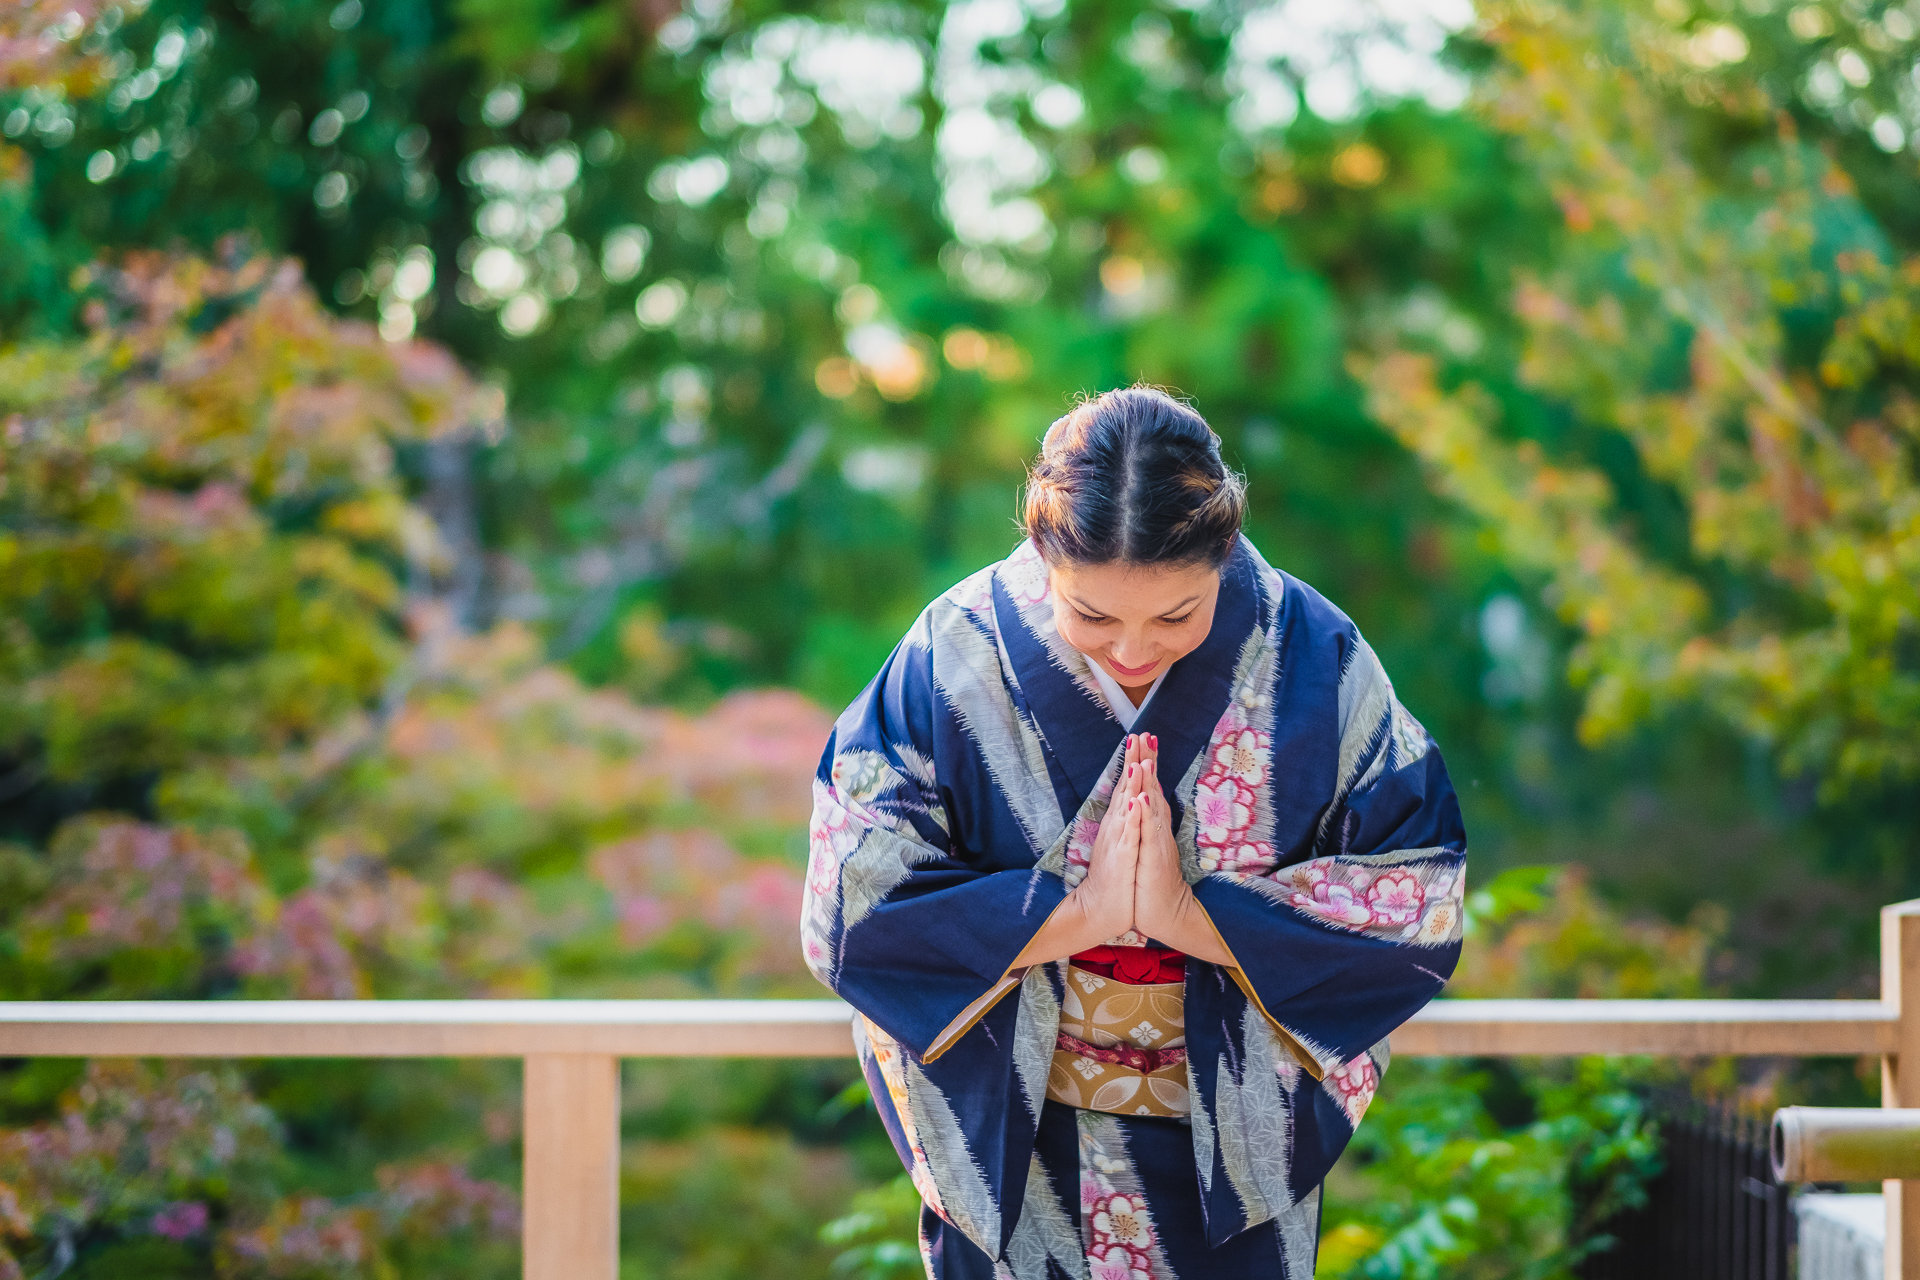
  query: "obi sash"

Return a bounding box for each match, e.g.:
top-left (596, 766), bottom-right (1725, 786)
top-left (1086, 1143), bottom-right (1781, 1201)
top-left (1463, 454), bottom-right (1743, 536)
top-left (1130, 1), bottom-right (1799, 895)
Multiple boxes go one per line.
top-left (1047, 945), bottom-right (1191, 1118)
top-left (804, 535), bottom-right (1468, 1258)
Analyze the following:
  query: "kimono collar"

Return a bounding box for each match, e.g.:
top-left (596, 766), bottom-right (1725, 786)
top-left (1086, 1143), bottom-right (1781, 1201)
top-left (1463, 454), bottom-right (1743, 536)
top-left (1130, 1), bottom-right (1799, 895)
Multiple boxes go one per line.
top-left (991, 536), bottom-right (1267, 822)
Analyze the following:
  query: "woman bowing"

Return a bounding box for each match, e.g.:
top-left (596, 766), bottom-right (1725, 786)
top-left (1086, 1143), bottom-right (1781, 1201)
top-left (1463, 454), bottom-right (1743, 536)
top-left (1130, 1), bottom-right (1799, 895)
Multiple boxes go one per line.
top-left (802, 385), bottom-right (1467, 1280)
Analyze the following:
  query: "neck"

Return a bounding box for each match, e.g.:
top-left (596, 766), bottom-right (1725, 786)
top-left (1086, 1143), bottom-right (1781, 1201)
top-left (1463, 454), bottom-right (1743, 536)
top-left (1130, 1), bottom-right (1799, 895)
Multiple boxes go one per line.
top-left (1118, 679), bottom-right (1152, 707)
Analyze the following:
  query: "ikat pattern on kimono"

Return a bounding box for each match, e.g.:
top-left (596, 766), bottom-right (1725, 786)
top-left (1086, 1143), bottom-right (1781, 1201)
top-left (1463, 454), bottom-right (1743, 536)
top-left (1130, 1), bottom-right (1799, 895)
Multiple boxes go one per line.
top-left (804, 534), bottom-right (1467, 1273)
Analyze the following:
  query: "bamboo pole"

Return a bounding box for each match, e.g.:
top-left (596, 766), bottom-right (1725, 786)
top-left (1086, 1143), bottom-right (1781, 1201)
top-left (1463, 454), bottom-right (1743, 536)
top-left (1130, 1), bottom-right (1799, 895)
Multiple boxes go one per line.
top-left (1772, 1107), bottom-right (1920, 1181)
top-left (523, 1054), bottom-right (620, 1280)
top-left (1884, 902), bottom-right (1920, 1280)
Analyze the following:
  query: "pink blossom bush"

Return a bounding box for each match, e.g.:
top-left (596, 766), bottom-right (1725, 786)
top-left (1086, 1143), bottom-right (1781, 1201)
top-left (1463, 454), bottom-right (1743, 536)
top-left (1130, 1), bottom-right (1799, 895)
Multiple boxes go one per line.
top-left (0, 249), bottom-right (838, 1278)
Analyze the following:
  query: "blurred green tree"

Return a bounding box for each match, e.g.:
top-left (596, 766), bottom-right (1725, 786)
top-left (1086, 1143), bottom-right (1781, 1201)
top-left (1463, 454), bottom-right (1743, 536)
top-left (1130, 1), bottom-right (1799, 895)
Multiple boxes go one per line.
top-left (6, 0), bottom-right (1916, 1274)
top-left (1363, 0), bottom-right (1920, 805)
top-left (0, 239), bottom-right (848, 1276)
top-left (0, 0), bottom-right (1537, 735)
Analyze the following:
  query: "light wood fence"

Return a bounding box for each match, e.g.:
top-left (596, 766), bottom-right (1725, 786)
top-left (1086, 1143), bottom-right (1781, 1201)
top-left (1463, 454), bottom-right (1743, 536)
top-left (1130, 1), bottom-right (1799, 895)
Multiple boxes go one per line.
top-left (3, 899), bottom-right (1917, 1279)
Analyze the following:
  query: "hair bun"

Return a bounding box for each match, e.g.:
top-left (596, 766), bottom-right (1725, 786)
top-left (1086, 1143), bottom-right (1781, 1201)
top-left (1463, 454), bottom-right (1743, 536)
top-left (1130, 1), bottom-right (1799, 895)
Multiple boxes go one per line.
top-left (1019, 385), bottom-right (1245, 568)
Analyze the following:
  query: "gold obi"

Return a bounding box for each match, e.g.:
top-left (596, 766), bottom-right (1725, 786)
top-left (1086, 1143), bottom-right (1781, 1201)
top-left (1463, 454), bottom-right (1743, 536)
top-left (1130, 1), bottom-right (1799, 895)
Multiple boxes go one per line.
top-left (1045, 965), bottom-right (1189, 1118)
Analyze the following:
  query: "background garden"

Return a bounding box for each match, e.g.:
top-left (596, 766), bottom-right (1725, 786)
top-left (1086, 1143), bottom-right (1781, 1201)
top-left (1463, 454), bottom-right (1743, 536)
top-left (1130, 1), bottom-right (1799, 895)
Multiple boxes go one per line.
top-left (1, 0), bottom-right (1918, 1273)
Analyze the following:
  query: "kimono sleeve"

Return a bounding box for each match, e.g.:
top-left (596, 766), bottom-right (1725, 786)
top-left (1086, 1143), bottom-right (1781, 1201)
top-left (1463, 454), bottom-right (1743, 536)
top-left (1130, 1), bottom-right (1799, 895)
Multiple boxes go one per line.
top-left (1191, 634), bottom-right (1466, 1080)
top-left (800, 615), bottom-right (1069, 1062)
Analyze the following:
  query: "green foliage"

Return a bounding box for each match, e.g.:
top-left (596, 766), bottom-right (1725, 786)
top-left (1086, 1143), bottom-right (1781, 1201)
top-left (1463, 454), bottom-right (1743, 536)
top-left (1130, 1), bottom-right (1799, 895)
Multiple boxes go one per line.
top-left (0, 0), bottom-right (1542, 745)
top-left (0, 248), bottom-right (849, 1276)
top-left (1316, 864), bottom-right (1715, 1278)
top-left (620, 1127), bottom-right (865, 1280)
top-left (819, 1172), bottom-right (923, 1280)
top-left (3, 0), bottom-right (1914, 1274)
top-left (0, 249), bottom-right (467, 797)
top-left (1364, 0), bottom-right (1920, 800)
top-left (0, 1059), bottom-right (521, 1280)
top-left (1318, 1058), bottom-right (1662, 1280)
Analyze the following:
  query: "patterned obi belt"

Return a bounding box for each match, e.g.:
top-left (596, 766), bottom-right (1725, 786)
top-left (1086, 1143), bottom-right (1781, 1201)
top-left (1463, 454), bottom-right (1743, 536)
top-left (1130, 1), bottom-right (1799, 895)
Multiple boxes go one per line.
top-left (1045, 945), bottom-right (1189, 1119)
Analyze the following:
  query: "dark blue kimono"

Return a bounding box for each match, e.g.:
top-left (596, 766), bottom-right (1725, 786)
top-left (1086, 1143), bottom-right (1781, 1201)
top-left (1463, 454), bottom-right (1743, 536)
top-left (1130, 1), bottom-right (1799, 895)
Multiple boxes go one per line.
top-left (802, 536), bottom-right (1466, 1280)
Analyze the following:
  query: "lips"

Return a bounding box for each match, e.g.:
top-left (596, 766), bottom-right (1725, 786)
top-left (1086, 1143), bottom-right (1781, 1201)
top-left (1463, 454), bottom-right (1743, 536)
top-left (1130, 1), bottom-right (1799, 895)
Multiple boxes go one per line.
top-left (1108, 657), bottom-right (1158, 678)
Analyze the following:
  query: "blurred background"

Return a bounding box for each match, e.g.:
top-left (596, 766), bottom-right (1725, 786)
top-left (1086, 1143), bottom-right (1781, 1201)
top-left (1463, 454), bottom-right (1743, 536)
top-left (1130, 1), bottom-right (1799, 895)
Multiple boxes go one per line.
top-left (1, 0), bottom-right (1917, 1273)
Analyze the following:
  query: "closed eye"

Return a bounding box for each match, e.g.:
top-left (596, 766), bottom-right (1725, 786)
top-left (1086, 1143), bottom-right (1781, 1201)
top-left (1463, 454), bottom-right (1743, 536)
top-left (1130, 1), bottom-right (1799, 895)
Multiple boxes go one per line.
top-left (1075, 610), bottom-right (1113, 625)
top-left (1161, 611), bottom-right (1194, 625)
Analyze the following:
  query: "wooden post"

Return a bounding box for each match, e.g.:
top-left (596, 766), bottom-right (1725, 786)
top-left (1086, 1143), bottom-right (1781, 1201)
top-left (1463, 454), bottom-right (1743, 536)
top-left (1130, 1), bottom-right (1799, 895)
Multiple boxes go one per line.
top-left (1883, 902), bottom-right (1920, 1280)
top-left (523, 1054), bottom-right (620, 1280)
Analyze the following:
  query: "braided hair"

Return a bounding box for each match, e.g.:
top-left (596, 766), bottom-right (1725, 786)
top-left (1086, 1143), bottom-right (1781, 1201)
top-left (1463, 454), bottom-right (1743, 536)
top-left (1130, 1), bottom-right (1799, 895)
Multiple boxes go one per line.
top-left (1021, 386), bottom-right (1246, 568)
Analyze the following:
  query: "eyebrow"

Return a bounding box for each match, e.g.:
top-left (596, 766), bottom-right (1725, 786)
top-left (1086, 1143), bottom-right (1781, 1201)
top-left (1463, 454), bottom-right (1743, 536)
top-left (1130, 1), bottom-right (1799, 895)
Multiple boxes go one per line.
top-left (1062, 593), bottom-right (1203, 618)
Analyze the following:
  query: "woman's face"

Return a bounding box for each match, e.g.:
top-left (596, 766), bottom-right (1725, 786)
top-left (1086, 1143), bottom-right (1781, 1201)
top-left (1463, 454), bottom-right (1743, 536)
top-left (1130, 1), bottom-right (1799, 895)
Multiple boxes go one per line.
top-left (1047, 558), bottom-right (1221, 690)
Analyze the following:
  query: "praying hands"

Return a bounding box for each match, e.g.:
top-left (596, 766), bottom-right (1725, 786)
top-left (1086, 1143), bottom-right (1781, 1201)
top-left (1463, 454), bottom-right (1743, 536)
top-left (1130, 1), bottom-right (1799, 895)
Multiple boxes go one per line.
top-left (1012, 733), bottom-right (1236, 970)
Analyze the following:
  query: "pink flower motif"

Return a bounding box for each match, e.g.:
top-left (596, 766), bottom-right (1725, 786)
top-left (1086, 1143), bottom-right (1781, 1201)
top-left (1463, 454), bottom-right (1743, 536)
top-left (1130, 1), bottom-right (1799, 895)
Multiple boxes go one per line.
top-left (1329, 1055), bottom-right (1377, 1098)
top-left (1192, 773), bottom-right (1253, 850)
top-left (811, 802), bottom-right (860, 856)
top-left (1200, 840), bottom-right (1275, 875)
top-left (1288, 861), bottom-right (1373, 927)
top-left (1365, 869), bottom-right (1425, 927)
top-left (1327, 1054), bottom-right (1380, 1125)
top-left (1065, 815), bottom-right (1100, 872)
top-left (951, 572), bottom-right (994, 613)
top-left (1080, 1173), bottom-right (1104, 1215)
top-left (1207, 726), bottom-right (1271, 787)
top-left (1091, 1193), bottom-right (1154, 1250)
top-left (1088, 1244), bottom-right (1152, 1280)
top-left (805, 854), bottom-right (835, 900)
top-left (1003, 543), bottom-right (1052, 605)
top-left (805, 834), bottom-right (837, 891)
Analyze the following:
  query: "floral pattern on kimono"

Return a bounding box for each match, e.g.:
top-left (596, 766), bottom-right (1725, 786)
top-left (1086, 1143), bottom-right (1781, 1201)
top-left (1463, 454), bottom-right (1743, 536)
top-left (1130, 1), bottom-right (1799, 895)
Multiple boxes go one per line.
top-left (803, 535), bottom-right (1466, 1275)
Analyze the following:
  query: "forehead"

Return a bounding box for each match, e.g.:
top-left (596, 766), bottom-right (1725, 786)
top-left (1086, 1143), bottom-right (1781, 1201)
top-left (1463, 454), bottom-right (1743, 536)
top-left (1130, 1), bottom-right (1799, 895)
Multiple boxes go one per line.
top-left (1047, 560), bottom-right (1218, 616)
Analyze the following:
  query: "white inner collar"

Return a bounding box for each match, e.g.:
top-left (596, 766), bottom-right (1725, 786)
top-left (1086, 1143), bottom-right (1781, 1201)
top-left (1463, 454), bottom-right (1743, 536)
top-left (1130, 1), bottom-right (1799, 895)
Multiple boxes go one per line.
top-left (1084, 659), bottom-right (1168, 731)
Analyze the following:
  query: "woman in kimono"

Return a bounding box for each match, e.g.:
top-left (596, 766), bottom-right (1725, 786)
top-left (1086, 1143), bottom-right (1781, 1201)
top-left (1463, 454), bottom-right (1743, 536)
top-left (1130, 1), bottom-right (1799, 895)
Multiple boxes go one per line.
top-left (802, 386), bottom-right (1466, 1280)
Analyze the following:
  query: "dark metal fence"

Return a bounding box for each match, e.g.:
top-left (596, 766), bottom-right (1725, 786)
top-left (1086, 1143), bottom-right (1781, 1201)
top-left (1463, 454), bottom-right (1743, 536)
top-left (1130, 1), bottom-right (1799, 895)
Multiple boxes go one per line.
top-left (1581, 1102), bottom-right (1795, 1280)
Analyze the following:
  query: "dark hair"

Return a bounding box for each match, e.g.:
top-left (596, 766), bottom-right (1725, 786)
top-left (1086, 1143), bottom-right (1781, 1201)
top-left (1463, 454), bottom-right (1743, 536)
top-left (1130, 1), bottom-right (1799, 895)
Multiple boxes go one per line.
top-left (1021, 386), bottom-right (1246, 568)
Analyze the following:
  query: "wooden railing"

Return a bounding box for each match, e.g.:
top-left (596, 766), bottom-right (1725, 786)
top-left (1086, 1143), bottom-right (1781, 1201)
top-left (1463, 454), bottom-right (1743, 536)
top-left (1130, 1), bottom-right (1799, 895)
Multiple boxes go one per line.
top-left (4, 899), bottom-right (1918, 1279)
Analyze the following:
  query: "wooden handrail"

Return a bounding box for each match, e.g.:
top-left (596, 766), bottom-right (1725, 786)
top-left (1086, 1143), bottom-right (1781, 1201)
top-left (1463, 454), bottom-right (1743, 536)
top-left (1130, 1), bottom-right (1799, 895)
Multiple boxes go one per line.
top-left (0, 998), bottom-right (862, 1057)
top-left (4, 954), bottom-right (1917, 1279)
top-left (0, 996), bottom-right (1897, 1058)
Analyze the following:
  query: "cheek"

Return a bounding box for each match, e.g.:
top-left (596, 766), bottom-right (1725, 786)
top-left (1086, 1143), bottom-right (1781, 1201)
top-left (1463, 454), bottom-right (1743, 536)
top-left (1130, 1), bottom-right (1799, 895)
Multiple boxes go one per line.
top-left (1054, 612), bottom-right (1094, 653)
top-left (1166, 618), bottom-right (1211, 660)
